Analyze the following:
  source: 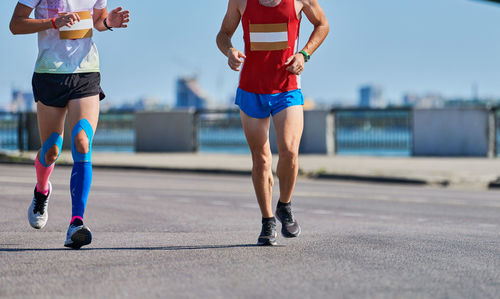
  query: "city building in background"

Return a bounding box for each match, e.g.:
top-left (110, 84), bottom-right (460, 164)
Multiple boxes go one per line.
top-left (176, 77), bottom-right (211, 109)
top-left (359, 85), bottom-right (386, 108)
top-left (10, 90), bottom-right (35, 112)
top-left (403, 92), bottom-right (445, 108)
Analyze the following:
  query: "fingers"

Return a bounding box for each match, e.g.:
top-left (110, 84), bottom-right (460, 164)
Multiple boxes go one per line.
top-left (227, 49), bottom-right (245, 71)
top-left (56, 13), bottom-right (80, 28)
top-left (285, 53), bottom-right (306, 75)
top-left (229, 57), bottom-right (243, 71)
top-left (111, 7), bottom-right (123, 14)
top-left (286, 62), bottom-right (304, 75)
top-left (285, 55), bottom-right (295, 65)
top-left (237, 51), bottom-right (247, 59)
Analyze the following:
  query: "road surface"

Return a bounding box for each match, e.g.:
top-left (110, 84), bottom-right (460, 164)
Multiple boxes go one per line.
top-left (1, 164), bottom-right (499, 298)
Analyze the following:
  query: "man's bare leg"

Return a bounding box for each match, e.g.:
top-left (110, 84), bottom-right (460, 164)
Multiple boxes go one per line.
top-left (272, 105), bottom-right (304, 238)
top-left (240, 111), bottom-right (274, 218)
top-left (273, 105), bottom-right (304, 204)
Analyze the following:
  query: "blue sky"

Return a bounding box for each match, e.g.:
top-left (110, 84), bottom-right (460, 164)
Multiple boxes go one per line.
top-left (1, 0), bottom-right (499, 107)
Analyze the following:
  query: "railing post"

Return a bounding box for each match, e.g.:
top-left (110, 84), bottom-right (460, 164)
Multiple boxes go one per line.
top-left (410, 108), bottom-right (415, 157)
top-left (488, 107), bottom-right (497, 158)
top-left (331, 109), bottom-right (337, 155)
top-left (193, 110), bottom-right (200, 152)
top-left (17, 112), bottom-right (24, 152)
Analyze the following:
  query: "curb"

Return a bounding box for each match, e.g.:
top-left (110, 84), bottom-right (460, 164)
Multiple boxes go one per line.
top-left (312, 173), bottom-right (434, 186)
top-left (0, 159), bottom-right (442, 186)
top-left (0, 160), bottom-right (253, 177)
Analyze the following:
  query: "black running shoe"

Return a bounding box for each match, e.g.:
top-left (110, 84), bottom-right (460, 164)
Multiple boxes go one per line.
top-left (257, 218), bottom-right (277, 246)
top-left (275, 202), bottom-right (301, 238)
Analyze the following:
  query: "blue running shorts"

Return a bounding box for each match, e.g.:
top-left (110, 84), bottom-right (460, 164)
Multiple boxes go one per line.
top-left (235, 88), bottom-right (304, 119)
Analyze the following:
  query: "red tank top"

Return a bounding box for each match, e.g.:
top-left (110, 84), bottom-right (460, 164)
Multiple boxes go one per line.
top-left (239, 0), bottom-right (301, 94)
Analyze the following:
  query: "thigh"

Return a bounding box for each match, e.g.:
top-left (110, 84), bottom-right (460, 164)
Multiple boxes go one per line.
top-left (37, 101), bottom-right (67, 143)
top-left (67, 95), bottom-right (100, 135)
top-left (240, 110), bottom-right (271, 153)
top-left (272, 105), bottom-right (304, 154)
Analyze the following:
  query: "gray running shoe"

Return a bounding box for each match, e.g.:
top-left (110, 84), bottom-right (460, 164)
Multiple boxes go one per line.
top-left (275, 202), bottom-right (301, 238)
top-left (64, 221), bottom-right (92, 249)
top-left (257, 219), bottom-right (277, 246)
top-left (28, 182), bottom-right (52, 229)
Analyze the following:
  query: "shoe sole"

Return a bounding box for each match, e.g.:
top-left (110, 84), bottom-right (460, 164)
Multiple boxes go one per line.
top-left (64, 227), bottom-right (92, 250)
top-left (275, 212), bottom-right (301, 238)
top-left (257, 238), bottom-right (278, 246)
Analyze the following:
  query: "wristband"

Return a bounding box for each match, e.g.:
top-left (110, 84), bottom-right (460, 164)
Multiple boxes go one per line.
top-left (103, 18), bottom-right (113, 31)
top-left (51, 17), bottom-right (57, 30)
top-left (299, 50), bottom-right (311, 62)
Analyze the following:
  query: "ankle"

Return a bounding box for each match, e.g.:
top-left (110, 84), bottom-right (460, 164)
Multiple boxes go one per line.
top-left (277, 200), bottom-right (291, 208)
top-left (71, 216), bottom-right (83, 225)
top-left (262, 216), bottom-right (276, 224)
top-left (36, 185), bottom-right (49, 196)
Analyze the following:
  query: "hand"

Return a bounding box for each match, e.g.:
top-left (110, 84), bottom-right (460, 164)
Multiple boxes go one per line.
top-left (285, 53), bottom-right (305, 75)
top-left (227, 48), bottom-right (246, 71)
top-left (107, 7), bottom-right (130, 28)
top-left (54, 13), bottom-right (81, 28)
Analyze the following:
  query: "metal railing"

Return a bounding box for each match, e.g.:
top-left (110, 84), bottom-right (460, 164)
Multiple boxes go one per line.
top-left (0, 112), bottom-right (24, 151)
top-left (495, 109), bottom-right (500, 157)
top-left (94, 113), bottom-right (135, 152)
top-left (3, 108), bottom-right (498, 156)
top-left (334, 108), bottom-right (412, 156)
top-left (196, 109), bottom-right (249, 154)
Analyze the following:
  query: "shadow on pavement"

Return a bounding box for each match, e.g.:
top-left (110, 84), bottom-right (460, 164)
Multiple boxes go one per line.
top-left (0, 244), bottom-right (286, 252)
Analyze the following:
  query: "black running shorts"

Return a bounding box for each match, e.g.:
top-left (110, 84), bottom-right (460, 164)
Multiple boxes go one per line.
top-left (32, 72), bottom-right (105, 108)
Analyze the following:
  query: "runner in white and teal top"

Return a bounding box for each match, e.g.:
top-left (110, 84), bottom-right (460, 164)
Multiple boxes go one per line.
top-left (10, 0), bottom-right (130, 249)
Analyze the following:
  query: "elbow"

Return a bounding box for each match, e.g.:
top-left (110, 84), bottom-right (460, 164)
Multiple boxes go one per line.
top-left (9, 22), bottom-right (18, 35)
top-left (318, 23), bottom-right (330, 39)
top-left (216, 31), bottom-right (223, 42)
top-left (9, 20), bottom-right (21, 35)
top-left (322, 20), bottom-right (330, 36)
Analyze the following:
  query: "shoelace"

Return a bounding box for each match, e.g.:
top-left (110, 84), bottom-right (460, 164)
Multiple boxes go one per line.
top-left (33, 192), bottom-right (48, 215)
top-left (279, 206), bottom-right (295, 223)
top-left (261, 222), bottom-right (276, 236)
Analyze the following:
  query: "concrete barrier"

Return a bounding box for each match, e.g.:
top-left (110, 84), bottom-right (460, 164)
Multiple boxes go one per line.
top-left (413, 108), bottom-right (492, 157)
top-left (24, 112), bottom-right (40, 151)
top-left (135, 110), bottom-right (197, 152)
top-left (270, 110), bottom-right (334, 154)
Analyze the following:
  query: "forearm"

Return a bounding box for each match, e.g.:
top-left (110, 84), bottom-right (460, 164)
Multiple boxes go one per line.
top-left (216, 31), bottom-right (234, 57)
top-left (94, 20), bottom-right (108, 32)
top-left (10, 17), bottom-right (53, 35)
top-left (93, 14), bottom-right (108, 32)
top-left (302, 23), bottom-right (329, 55)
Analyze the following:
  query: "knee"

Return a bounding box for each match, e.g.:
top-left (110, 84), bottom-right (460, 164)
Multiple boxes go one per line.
top-left (279, 148), bottom-right (298, 165)
top-left (74, 131), bottom-right (90, 154)
top-left (43, 146), bottom-right (60, 165)
top-left (252, 151), bottom-right (272, 173)
top-left (71, 119), bottom-right (94, 162)
top-left (39, 132), bottom-right (63, 167)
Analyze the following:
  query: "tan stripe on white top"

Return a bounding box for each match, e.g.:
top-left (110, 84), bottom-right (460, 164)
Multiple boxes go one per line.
top-left (249, 23), bottom-right (288, 51)
top-left (59, 11), bottom-right (93, 40)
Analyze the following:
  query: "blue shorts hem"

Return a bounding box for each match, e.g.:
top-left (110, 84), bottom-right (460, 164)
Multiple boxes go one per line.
top-left (235, 88), bottom-right (304, 119)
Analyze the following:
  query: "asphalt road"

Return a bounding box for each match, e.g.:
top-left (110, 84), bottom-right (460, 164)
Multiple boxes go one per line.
top-left (1, 164), bottom-right (499, 298)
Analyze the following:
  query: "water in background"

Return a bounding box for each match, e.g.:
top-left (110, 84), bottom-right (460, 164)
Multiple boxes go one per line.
top-left (3, 111), bottom-right (499, 156)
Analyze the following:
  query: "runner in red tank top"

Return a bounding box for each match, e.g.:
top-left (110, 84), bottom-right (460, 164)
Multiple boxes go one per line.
top-left (217, 0), bottom-right (329, 246)
top-left (239, 0), bottom-right (301, 94)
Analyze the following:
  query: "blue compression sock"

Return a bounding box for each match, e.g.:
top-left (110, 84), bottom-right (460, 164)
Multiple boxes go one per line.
top-left (70, 119), bottom-right (94, 219)
top-left (70, 161), bottom-right (92, 218)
